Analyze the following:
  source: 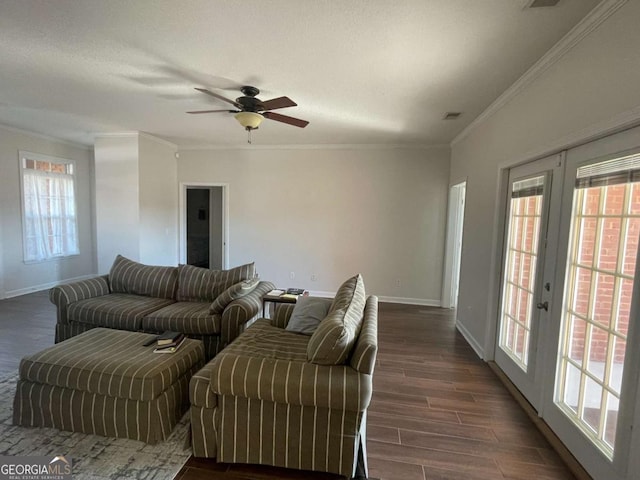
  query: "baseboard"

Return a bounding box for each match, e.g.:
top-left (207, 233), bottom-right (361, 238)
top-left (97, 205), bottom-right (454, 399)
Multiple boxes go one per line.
top-left (455, 321), bottom-right (485, 359)
top-left (306, 290), bottom-right (441, 307)
top-left (4, 274), bottom-right (97, 299)
top-left (376, 296), bottom-right (441, 307)
top-left (306, 290), bottom-right (336, 298)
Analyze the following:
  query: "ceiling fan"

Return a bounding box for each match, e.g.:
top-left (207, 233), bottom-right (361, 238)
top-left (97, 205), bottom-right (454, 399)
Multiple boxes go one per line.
top-left (187, 85), bottom-right (309, 143)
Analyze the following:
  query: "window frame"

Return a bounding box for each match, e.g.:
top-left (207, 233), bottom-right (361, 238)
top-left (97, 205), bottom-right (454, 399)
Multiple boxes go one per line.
top-left (18, 150), bottom-right (80, 264)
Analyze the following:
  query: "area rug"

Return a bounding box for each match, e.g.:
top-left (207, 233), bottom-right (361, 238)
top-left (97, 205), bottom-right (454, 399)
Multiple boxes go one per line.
top-left (0, 372), bottom-right (191, 480)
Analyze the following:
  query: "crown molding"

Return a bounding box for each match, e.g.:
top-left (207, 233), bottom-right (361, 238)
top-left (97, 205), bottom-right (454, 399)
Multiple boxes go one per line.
top-left (0, 122), bottom-right (91, 150)
top-left (451, 0), bottom-right (628, 147)
top-left (94, 131), bottom-right (177, 150)
top-left (93, 131), bottom-right (139, 140)
top-left (138, 132), bottom-right (178, 150)
top-left (177, 143), bottom-right (449, 152)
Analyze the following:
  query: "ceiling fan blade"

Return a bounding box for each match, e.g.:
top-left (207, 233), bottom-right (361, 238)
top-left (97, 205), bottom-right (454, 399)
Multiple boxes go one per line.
top-left (187, 109), bottom-right (237, 114)
top-left (261, 96), bottom-right (297, 111)
top-left (263, 111), bottom-right (309, 128)
top-left (195, 87), bottom-right (241, 108)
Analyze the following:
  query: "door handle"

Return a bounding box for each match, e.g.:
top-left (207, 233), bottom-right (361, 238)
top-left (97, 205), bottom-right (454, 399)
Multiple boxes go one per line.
top-left (536, 301), bottom-right (549, 311)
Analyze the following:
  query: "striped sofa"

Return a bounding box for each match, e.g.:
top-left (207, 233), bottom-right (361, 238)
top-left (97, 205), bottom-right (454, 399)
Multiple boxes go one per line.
top-left (50, 255), bottom-right (275, 360)
top-left (190, 274), bottom-right (378, 479)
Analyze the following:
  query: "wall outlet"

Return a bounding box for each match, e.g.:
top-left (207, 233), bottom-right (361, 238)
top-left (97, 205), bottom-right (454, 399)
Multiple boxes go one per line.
top-left (311, 273), bottom-right (317, 282)
top-left (395, 278), bottom-right (401, 287)
top-left (290, 271), bottom-right (295, 280)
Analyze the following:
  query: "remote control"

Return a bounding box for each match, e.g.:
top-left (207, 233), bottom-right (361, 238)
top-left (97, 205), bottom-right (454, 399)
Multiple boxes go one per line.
top-left (143, 337), bottom-right (157, 347)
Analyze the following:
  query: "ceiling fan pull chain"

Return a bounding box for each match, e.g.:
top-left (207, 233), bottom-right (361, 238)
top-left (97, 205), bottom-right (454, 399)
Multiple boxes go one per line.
top-left (247, 128), bottom-right (252, 144)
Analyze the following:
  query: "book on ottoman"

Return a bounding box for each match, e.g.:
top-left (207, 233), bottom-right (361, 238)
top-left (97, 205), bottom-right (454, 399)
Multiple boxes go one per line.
top-left (157, 331), bottom-right (183, 346)
top-left (154, 336), bottom-right (186, 353)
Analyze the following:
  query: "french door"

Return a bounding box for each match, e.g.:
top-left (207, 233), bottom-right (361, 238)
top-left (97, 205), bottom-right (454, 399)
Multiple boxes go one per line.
top-left (495, 154), bottom-right (563, 411)
top-left (496, 126), bottom-right (640, 479)
top-left (543, 130), bottom-right (640, 479)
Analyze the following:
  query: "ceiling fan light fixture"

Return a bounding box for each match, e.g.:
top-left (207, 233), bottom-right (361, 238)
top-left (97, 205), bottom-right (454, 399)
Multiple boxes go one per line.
top-left (234, 111), bottom-right (263, 130)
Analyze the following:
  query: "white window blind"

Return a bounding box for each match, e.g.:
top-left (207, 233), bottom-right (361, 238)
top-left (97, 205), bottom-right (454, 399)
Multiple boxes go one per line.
top-left (20, 152), bottom-right (80, 263)
top-left (576, 152), bottom-right (640, 189)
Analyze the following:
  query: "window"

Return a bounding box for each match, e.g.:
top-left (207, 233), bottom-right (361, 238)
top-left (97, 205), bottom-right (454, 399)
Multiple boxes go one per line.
top-left (19, 151), bottom-right (79, 263)
top-left (499, 175), bottom-right (545, 371)
top-left (556, 153), bottom-right (640, 457)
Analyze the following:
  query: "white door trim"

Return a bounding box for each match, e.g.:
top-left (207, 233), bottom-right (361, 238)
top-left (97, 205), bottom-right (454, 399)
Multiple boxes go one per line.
top-left (442, 181), bottom-right (466, 309)
top-left (179, 182), bottom-right (229, 269)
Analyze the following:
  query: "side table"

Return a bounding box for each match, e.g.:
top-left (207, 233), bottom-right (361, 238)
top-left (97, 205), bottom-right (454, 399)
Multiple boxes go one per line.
top-left (262, 291), bottom-right (307, 317)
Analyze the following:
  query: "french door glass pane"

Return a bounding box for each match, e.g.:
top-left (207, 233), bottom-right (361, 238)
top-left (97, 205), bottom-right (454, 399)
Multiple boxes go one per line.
top-left (556, 153), bottom-right (640, 457)
top-left (499, 175), bottom-right (545, 371)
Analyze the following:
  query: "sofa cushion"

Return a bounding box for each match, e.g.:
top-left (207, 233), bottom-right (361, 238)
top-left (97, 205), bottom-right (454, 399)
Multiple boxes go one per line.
top-left (176, 263), bottom-right (255, 302)
top-left (67, 293), bottom-right (175, 331)
top-left (286, 296), bottom-right (332, 335)
top-left (221, 318), bottom-right (310, 361)
top-left (109, 255), bottom-right (178, 299)
top-left (307, 274), bottom-right (366, 365)
top-left (209, 278), bottom-right (260, 314)
top-left (142, 302), bottom-right (221, 335)
top-left (208, 319), bottom-right (371, 411)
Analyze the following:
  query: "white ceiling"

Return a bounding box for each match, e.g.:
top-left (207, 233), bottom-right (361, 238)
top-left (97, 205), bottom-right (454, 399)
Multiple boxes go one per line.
top-left (0, 0), bottom-right (599, 148)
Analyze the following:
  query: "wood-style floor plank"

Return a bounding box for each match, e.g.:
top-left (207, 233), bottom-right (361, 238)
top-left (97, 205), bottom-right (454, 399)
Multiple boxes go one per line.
top-left (0, 295), bottom-right (577, 480)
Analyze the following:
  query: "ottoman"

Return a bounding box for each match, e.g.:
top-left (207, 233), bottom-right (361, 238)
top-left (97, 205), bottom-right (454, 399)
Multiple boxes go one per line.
top-left (13, 328), bottom-right (205, 444)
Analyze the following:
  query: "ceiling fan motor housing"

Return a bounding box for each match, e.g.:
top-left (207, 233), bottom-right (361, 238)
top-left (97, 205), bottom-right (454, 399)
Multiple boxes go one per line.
top-left (237, 86), bottom-right (263, 112)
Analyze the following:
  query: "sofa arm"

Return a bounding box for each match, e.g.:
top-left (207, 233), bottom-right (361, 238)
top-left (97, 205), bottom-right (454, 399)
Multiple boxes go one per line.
top-left (49, 275), bottom-right (110, 325)
top-left (271, 303), bottom-right (296, 329)
top-left (220, 280), bottom-right (275, 345)
top-left (210, 353), bottom-right (372, 412)
top-left (350, 295), bottom-right (378, 374)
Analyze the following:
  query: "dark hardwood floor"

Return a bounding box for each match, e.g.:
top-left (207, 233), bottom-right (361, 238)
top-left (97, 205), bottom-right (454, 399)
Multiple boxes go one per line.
top-left (0, 293), bottom-right (575, 480)
top-left (0, 291), bottom-right (54, 377)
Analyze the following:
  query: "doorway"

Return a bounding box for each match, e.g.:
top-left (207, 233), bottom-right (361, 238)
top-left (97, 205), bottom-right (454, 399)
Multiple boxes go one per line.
top-left (493, 126), bottom-right (640, 480)
top-left (442, 181), bottom-right (466, 308)
top-left (180, 184), bottom-right (227, 270)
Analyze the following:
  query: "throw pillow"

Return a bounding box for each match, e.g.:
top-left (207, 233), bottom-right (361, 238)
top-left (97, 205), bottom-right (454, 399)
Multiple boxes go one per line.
top-left (109, 254), bottom-right (178, 299)
top-left (210, 278), bottom-right (260, 314)
top-left (176, 262), bottom-right (255, 302)
top-left (285, 297), bottom-right (332, 335)
top-left (213, 262), bottom-right (256, 295)
top-left (307, 274), bottom-right (366, 365)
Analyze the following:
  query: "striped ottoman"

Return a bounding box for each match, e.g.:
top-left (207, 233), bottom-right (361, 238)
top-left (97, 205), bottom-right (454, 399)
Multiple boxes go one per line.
top-left (13, 328), bottom-right (205, 444)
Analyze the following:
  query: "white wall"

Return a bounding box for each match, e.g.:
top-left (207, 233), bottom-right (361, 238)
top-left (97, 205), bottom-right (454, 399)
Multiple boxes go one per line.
top-left (0, 125), bottom-right (94, 298)
top-left (178, 146), bottom-right (450, 302)
top-left (138, 135), bottom-right (178, 266)
top-left (450, 0), bottom-right (640, 355)
top-left (94, 133), bottom-right (178, 272)
top-left (94, 135), bottom-right (140, 273)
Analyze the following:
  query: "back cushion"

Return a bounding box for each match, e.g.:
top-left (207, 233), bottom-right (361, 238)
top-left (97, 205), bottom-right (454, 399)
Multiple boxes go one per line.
top-left (286, 297), bottom-right (332, 335)
top-left (176, 262), bottom-right (255, 302)
top-left (307, 274), bottom-right (366, 365)
top-left (109, 255), bottom-right (178, 299)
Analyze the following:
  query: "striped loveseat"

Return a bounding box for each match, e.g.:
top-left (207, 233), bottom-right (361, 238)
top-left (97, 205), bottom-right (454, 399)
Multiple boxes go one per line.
top-left (50, 255), bottom-right (275, 360)
top-left (189, 274), bottom-right (378, 479)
